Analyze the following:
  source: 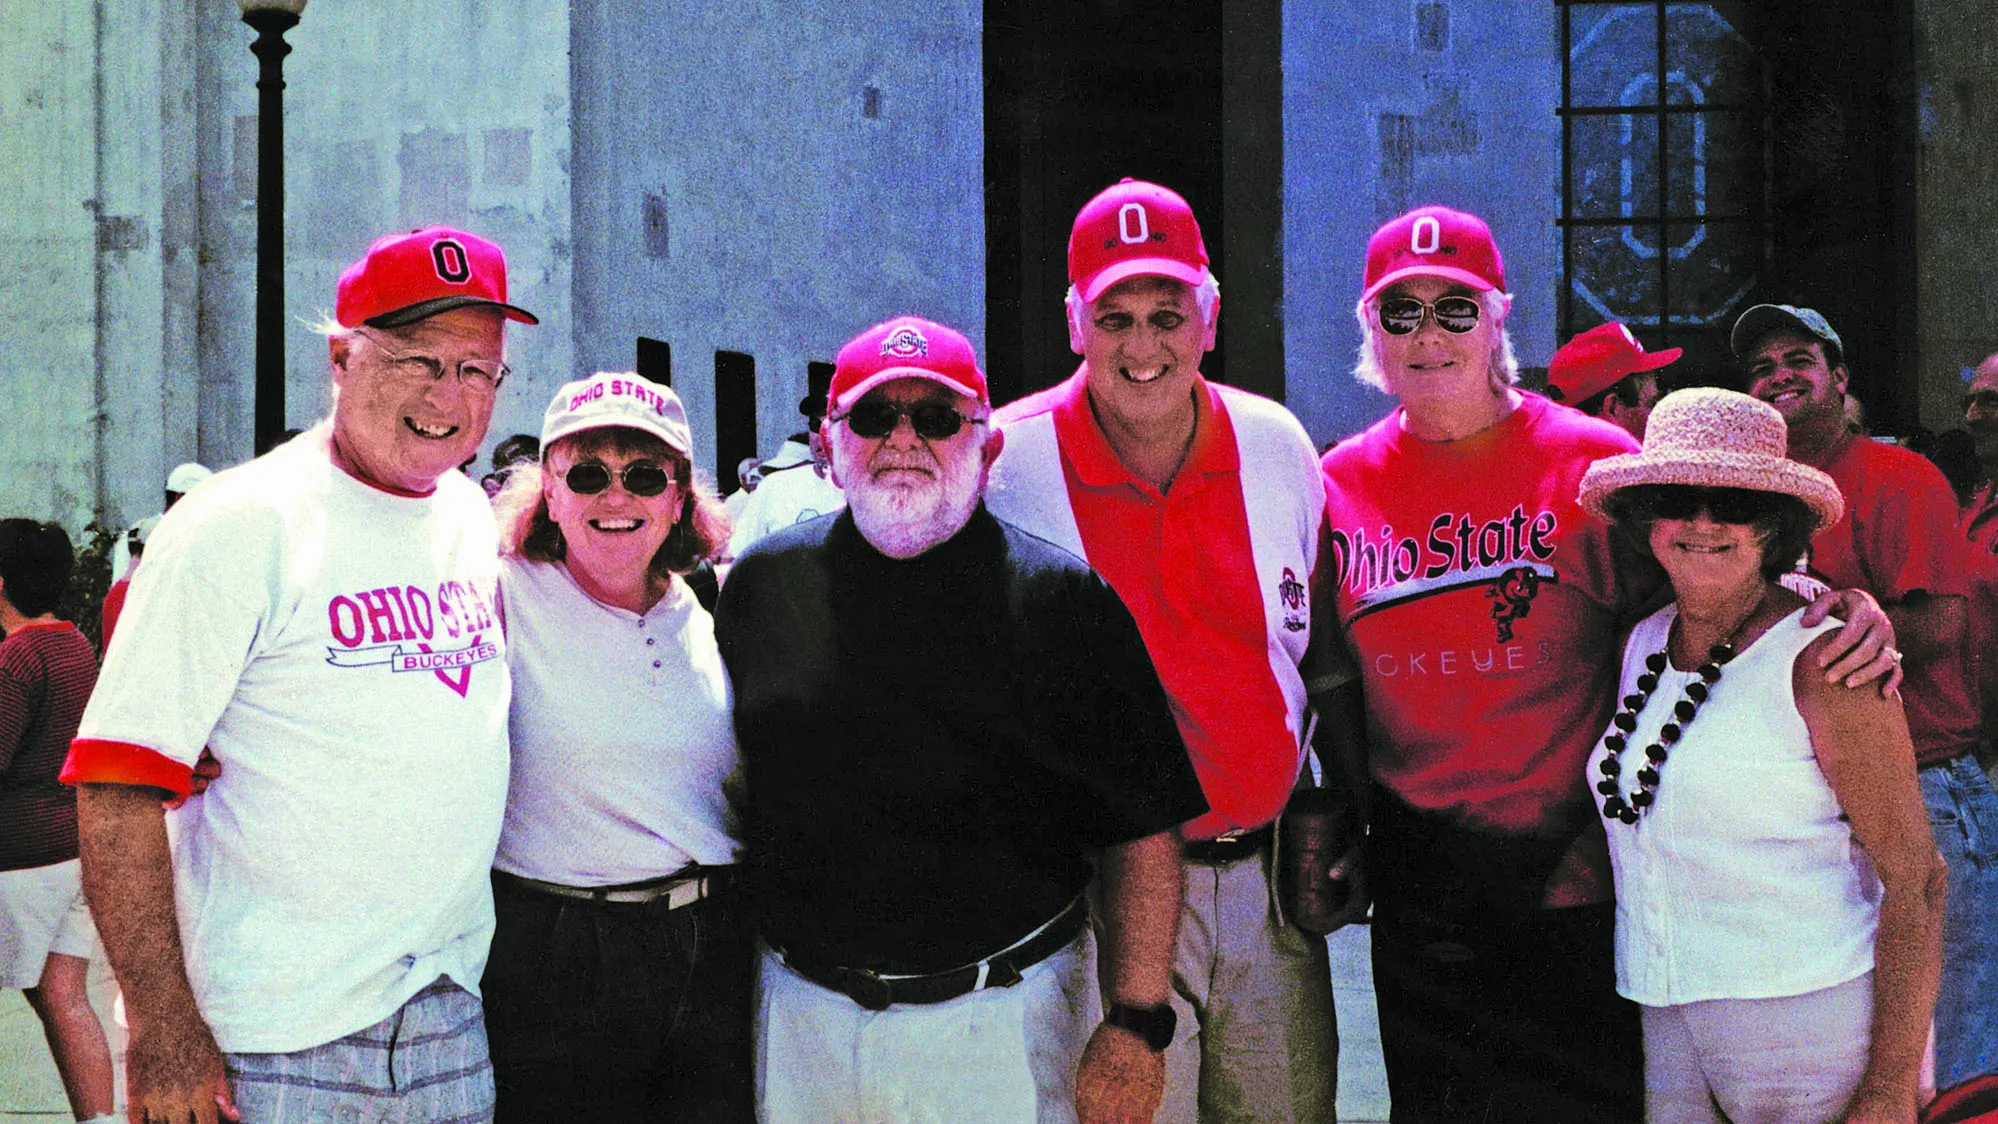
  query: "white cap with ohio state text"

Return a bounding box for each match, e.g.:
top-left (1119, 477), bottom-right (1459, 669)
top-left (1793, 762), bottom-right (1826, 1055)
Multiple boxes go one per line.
top-left (541, 372), bottom-right (693, 460)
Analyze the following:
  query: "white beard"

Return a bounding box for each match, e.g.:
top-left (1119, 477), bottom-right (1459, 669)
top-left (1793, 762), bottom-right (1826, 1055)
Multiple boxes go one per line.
top-left (844, 443), bottom-right (983, 559)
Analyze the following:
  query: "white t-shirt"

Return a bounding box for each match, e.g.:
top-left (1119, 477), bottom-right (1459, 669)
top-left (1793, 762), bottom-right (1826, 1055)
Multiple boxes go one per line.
top-left (726, 440), bottom-right (844, 560)
top-left (72, 427), bottom-right (510, 1053)
top-left (493, 557), bottom-right (741, 883)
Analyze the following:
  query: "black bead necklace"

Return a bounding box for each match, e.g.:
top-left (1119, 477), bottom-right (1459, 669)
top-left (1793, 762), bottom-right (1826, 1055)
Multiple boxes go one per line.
top-left (1596, 600), bottom-right (1762, 825)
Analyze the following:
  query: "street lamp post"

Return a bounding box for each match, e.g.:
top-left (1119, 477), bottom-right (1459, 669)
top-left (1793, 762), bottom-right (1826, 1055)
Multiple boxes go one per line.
top-left (240, 0), bottom-right (306, 455)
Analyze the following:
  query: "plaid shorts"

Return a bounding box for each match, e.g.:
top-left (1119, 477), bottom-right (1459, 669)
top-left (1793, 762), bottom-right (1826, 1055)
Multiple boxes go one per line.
top-left (225, 978), bottom-right (493, 1124)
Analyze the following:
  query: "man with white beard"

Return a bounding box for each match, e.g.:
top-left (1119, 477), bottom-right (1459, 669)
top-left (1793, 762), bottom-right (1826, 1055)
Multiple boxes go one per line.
top-left (715, 315), bottom-right (1207, 1124)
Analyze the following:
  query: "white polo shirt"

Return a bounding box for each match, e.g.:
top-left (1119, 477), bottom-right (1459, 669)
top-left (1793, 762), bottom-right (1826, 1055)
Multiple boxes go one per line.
top-left (494, 557), bottom-right (741, 884)
top-left (66, 428), bottom-right (510, 1053)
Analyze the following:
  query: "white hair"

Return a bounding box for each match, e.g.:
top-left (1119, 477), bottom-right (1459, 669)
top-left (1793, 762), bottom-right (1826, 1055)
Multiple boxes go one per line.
top-left (1351, 288), bottom-right (1518, 393)
top-left (307, 313), bottom-right (359, 341)
top-left (1065, 269), bottom-right (1221, 341)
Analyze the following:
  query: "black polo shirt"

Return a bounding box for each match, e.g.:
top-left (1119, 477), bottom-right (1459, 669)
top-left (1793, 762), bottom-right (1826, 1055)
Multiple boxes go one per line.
top-left (715, 505), bottom-right (1205, 973)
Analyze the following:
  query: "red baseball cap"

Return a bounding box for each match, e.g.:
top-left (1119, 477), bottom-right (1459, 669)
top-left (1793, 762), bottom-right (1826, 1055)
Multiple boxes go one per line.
top-left (1068, 178), bottom-right (1210, 303)
top-left (1362, 205), bottom-right (1505, 300)
top-left (828, 316), bottom-right (988, 413)
top-left (336, 226), bottom-right (539, 329)
top-left (1547, 322), bottom-right (1682, 404)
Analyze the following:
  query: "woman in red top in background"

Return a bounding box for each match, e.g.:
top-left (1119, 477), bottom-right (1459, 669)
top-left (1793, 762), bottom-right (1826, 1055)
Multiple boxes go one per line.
top-left (0, 519), bottom-right (110, 1124)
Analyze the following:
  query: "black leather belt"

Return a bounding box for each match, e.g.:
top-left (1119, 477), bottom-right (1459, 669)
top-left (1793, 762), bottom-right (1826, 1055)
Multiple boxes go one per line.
top-left (1183, 824), bottom-right (1273, 864)
top-left (780, 895), bottom-right (1089, 1011)
top-left (493, 866), bottom-right (733, 908)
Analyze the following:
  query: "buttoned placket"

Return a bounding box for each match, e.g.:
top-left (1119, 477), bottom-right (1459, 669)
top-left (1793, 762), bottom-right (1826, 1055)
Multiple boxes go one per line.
top-left (635, 614), bottom-right (665, 673)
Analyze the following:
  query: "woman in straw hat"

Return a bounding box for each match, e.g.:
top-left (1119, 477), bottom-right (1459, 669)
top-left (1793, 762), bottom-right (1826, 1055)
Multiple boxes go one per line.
top-left (1577, 388), bottom-right (1945, 1124)
top-left (484, 372), bottom-right (751, 1121)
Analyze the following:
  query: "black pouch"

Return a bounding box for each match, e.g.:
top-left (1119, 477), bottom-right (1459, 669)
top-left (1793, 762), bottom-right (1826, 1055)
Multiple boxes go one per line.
top-left (1276, 766), bottom-right (1360, 935)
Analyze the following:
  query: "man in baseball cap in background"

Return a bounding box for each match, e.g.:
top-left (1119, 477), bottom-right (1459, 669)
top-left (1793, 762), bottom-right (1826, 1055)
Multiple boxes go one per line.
top-left (106, 462), bottom-right (216, 639)
top-left (986, 179), bottom-right (1347, 1122)
top-left (1735, 302), bottom-right (1998, 1090)
top-left (66, 226), bottom-right (533, 1123)
top-left (1545, 322), bottom-right (1681, 440)
top-left (718, 315), bottom-right (1205, 1123)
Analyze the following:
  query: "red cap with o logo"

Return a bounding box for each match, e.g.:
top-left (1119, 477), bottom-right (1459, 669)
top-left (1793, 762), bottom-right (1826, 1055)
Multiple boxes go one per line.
top-left (1068, 178), bottom-right (1210, 303)
top-left (336, 226), bottom-right (540, 329)
top-left (828, 316), bottom-right (989, 414)
top-left (1362, 205), bottom-right (1506, 300)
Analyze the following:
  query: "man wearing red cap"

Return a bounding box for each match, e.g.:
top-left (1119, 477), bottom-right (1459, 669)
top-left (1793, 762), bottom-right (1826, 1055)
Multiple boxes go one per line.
top-left (717, 316), bottom-right (1207, 1123)
top-left (1321, 208), bottom-right (1898, 1122)
top-left (63, 227), bottom-right (535, 1124)
top-left (986, 180), bottom-right (1344, 1123)
top-left (1545, 322), bottom-right (1680, 440)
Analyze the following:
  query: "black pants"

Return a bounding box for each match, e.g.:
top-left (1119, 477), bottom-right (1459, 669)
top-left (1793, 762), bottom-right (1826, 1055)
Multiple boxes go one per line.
top-left (482, 872), bottom-right (756, 1124)
top-left (1369, 796), bottom-right (1642, 1124)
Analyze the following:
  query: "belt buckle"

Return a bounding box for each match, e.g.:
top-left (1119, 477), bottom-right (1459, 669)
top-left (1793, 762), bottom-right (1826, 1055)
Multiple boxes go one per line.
top-left (980, 956), bottom-right (1023, 990)
top-left (847, 967), bottom-right (892, 1011)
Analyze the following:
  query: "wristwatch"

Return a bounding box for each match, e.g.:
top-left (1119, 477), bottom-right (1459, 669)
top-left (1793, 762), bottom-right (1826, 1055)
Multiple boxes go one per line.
top-left (1104, 1002), bottom-right (1177, 1052)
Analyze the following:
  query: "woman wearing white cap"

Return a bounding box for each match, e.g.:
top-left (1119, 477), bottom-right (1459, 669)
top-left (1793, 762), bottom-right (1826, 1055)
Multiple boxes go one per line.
top-left (484, 372), bottom-right (748, 1121)
top-left (1577, 388), bottom-right (1944, 1124)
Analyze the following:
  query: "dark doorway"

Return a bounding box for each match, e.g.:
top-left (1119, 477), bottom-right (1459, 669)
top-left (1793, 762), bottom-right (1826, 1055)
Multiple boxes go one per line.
top-left (637, 337), bottom-right (672, 386)
top-left (714, 350), bottom-right (757, 493)
top-left (985, 0), bottom-right (1283, 408)
top-left (1751, 0), bottom-right (1918, 431)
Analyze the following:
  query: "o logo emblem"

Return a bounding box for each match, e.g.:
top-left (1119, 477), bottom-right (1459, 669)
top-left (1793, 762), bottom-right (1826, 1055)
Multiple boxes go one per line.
top-left (431, 238), bottom-right (472, 284)
top-left (1410, 216), bottom-right (1442, 255)
top-left (1117, 203), bottom-right (1150, 245)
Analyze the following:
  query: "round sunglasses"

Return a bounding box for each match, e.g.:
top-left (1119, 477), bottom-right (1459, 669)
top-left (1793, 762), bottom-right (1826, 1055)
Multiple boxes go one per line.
top-left (562, 460), bottom-right (676, 497)
top-left (1376, 295), bottom-right (1483, 336)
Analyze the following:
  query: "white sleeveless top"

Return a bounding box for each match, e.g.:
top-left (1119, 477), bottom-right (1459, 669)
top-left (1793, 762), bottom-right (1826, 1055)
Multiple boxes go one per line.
top-left (1587, 604), bottom-right (1880, 1006)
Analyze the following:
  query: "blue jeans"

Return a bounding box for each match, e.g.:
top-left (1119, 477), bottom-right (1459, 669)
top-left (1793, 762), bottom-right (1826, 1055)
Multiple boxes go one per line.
top-left (481, 872), bottom-right (755, 1123)
top-left (1921, 753), bottom-right (1998, 1087)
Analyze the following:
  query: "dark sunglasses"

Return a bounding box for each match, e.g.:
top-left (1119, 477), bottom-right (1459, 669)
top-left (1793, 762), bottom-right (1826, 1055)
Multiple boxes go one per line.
top-left (1376, 295), bottom-right (1483, 336)
top-left (1961, 389), bottom-right (1998, 415)
top-left (1639, 485), bottom-right (1779, 525)
top-left (562, 461), bottom-right (675, 497)
top-left (837, 401), bottom-right (980, 440)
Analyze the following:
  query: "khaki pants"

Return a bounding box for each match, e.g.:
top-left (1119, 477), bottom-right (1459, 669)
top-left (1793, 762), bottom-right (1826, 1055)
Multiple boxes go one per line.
top-left (1155, 853), bottom-right (1339, 1124)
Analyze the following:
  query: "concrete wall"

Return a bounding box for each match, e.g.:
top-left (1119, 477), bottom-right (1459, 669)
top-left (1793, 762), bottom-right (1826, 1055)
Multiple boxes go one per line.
top-left (570, 0), bottom-right (985, 482)
top-left (0, 2), bottom-right (572, 534)
top-left (1283, 0), bottom-right (1564, 448)
top-left (0, 3), bottom-right (104, 530)
top-left (1913, 0), bottom-right (1998, 431)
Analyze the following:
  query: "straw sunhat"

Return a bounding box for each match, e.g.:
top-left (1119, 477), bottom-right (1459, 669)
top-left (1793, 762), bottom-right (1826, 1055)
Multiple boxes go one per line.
top-left (1577, 387), bottom-right (1844, 529)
